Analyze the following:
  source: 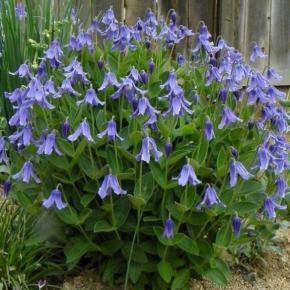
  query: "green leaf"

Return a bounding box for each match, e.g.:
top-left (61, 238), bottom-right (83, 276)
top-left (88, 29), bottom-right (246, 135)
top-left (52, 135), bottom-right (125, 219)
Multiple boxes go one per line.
top-left (81, 193), bottom-right (96, 207)
top-left (129, 262), bottom-right (143, 283)
top-left (158, 260), bottom-right (173, 283)
top-left (215, 224), bottom-right (232, 247)
top-left (128, 194), bottom-right (146, 209)
top-left (149, 162), bottom-right (166, 189)
top-left (94, 220), bottom-right (116, 232)
top-left (176, 234), bottom-right (199, 255)
top-left (58, 138), bottom-right (74, 157)
top-left (154, 227), bottom-right (183, 246)
top-left (171, 269), bottom-right (190, 290)
top-left (114, 197), bottom-right (131, 227)
top-left (216, 147), bottom-right (227, 177)
top-left (122, 243), bottom-right (148, 263)
top-left (64, 237), bottom-right (94, 270)
top-left (78, 152), bottom-right (96, 179)
top-left (195, 136), bottom-right (209, 165)
top-left (56, 207), bottom-right (80, 225)
top-left (203, 268), bottom-right (228, 286)
top-left (232, 201), bottom-right (258, 213)
top-left (47, 155), bottom-right (69, 171)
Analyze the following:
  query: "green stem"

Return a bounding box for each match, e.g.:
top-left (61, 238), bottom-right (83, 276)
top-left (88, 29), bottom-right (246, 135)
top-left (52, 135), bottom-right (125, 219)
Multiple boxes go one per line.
top-left (114, 140), bottom-right (120, 173)
top-left (110, 191), bottom-right (121, 240)
top-left (161, 159), bottom-right (168, 221)
top-left (124, 211), bottom-right (142, 290)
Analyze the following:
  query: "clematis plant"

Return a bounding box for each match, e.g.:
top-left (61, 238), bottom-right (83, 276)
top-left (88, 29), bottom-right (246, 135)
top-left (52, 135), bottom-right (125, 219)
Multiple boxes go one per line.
top-left (1, 6), bottom-right (289, 290)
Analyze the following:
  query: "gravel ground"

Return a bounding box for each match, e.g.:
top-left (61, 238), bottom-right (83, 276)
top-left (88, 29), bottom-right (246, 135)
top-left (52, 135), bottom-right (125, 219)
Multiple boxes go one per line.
top-left (62, 228), bottom-right (290, 290)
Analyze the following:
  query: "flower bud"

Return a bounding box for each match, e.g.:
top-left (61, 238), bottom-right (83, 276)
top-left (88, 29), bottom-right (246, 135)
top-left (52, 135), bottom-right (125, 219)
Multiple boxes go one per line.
top-left (232, 216), bottom-right (241, 237)
top-left (218, 88), bottom-right (227, 103)
top-left (248, 119), bottom-right (254, 130)
top-left (231, 147), bottom-right (238, 158)
top-left (140, 70), bottom-right (148, 84)
top-left (97, 58), bottom-right (104, 70)
top-left (149, 59), bottom-right (154, 74)
top-left (169, 9), bottom-right (177, 25)
top-left (61, 118), bottom-right (70, 138)
top-left (165, 142), bottom-right (173, 157)
top-left (3, 180), bottom-right (11, 196)
top-left (176, 53), bottom-right (185, 66)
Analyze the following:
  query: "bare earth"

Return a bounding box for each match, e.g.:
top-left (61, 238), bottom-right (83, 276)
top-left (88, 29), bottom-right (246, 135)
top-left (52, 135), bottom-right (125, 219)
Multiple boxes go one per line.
top-left (62, 227), bottom-right (290, 290)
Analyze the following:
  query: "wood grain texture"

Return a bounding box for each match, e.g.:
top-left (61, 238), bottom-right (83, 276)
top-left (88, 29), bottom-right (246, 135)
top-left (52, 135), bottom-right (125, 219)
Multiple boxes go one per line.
top-left (269, 0), bottom-right (290, 85)
top-left (125, 0), bottom-right (156, 24)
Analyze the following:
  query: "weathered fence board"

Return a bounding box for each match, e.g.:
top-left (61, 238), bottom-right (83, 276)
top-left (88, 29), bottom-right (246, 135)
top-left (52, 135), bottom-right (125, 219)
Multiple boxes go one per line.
top-left (270, 0), bottom-right (290, 85)
top-left (65, 0), bottom-right (290, 85)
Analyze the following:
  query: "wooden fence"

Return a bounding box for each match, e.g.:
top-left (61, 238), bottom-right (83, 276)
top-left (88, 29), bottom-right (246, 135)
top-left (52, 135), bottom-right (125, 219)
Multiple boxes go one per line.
top-left (71, 0), bottom-right (290, 85)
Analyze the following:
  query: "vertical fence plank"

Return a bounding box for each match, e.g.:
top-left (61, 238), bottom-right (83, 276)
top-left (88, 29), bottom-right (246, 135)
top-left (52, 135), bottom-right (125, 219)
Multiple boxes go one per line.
top-left (243, 0), bottom-right (271, 70)
top-left (219, 0), bottom-right (246, 49)
top-left (92, 0), bottom-right (124, 21)
top-left (125, 0), bottom-right (156, 24)
top-left (219, 0), bottom-right (271, 71)
top-left (269, 0), bottom-right (290, 85)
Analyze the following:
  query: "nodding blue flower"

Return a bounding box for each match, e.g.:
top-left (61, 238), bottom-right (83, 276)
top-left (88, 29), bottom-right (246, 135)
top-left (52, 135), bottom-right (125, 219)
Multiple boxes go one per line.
top-left (218, 107), bottom-right (242, 129)
top-left (174, 163), bottom-right (201, 187)
top-left (63, 59), bottom-right (90, 85)
top-left (12, 161), bottom-right (41, 184)
top-left (218, 88), bottom-right (228, 103)
top-left (176, 53), bottom-right (185, 66)
top-left (76, 31), bottom-right (94, 51)
top-left (205, 65), bottom-right (222, 86)
top-left (231, 147), bottom-right (238, 158)
top-left (3, 180), bottom-right (11, 196)
top-left (5, 87), bottom-right (26, 105)
top-left (178, 25), bottom-right (194, 38)
top-left (15, 2), bottom-right (26, 20)
top-left (232, 216), bottom-right (241, 237)
top-left (263, 196), bottom-right (286, 219)
top-left (98, 71), bottom-right (120, 91)
top-left (169, 9), bottom-right (177, 25)
top-left (204, 117), bottom-right (215, 141)
top-left (97, 173), bottom-right (127, 199)
top-left (56, 79), bottom-right (80, 97)
top-left (165, 142), bottom-right (173, 157)
top-left (129, 67), bottom-right (140, 82)
top-left (276, 176), bottom-right (288, 198)
top-left (163, 93), bottom-right (193, 117)
top-left (266, 67), bottom-right (282, 81)
top-left (37, 131), bottom-right (62, 156)
top-left (250, 42), bottom-right (266, 62)
top-left (163, 217), bottom-right (174, 239)
top-left (97, 57), bottom-right (104, 70)
top-left (61, 117), bottom-right (70, 138)
top-left (111, 77), bottom-right (146, 102)
top-left (43, 40), bottom-right (63, 68)
top-left (133, 96), bottom-right (159, 117)
top-left (42, 186), bottom-right (67, 210)
top-left (192, 23), bottom-right (218, 55)
top-left (77, 88), bottom-right (104, 107)
top-left (230, 159), bottom-right (253, 187)
top-left (44, 79), bottom-right (56, 95)
top-left (145, 8), bottom-right (158, 27)
top-left (8, 126), bottom-right (33, 148)
top-left (149, 59), bottom-right (155, 74)
top-left (9, 105), bottom-right (31, 127)
top-left (196, 184), bottom-right (225, 210)
top-left (10, 63), bottom-right (32, 79)
top-left (249, 72), bottom-right (268, 90)
top-left (256, 146), bottom-right (270, 171)
top-left (139, 70), bottom-right (148, 84)
top-left (136, 136), bottom-right (163, 164)
top-left (0, 137), bottom-right (8, 164)
top-left (101, 6), bottom-right (117, 25)
top-left (97, 117), bottom-right (123, 141)
top-left (70, 7), bottom-right (78, 25)
top-left (232, 63), bottom-right (248, 82)
top-left (68, 118), bottom-right (94, 143)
